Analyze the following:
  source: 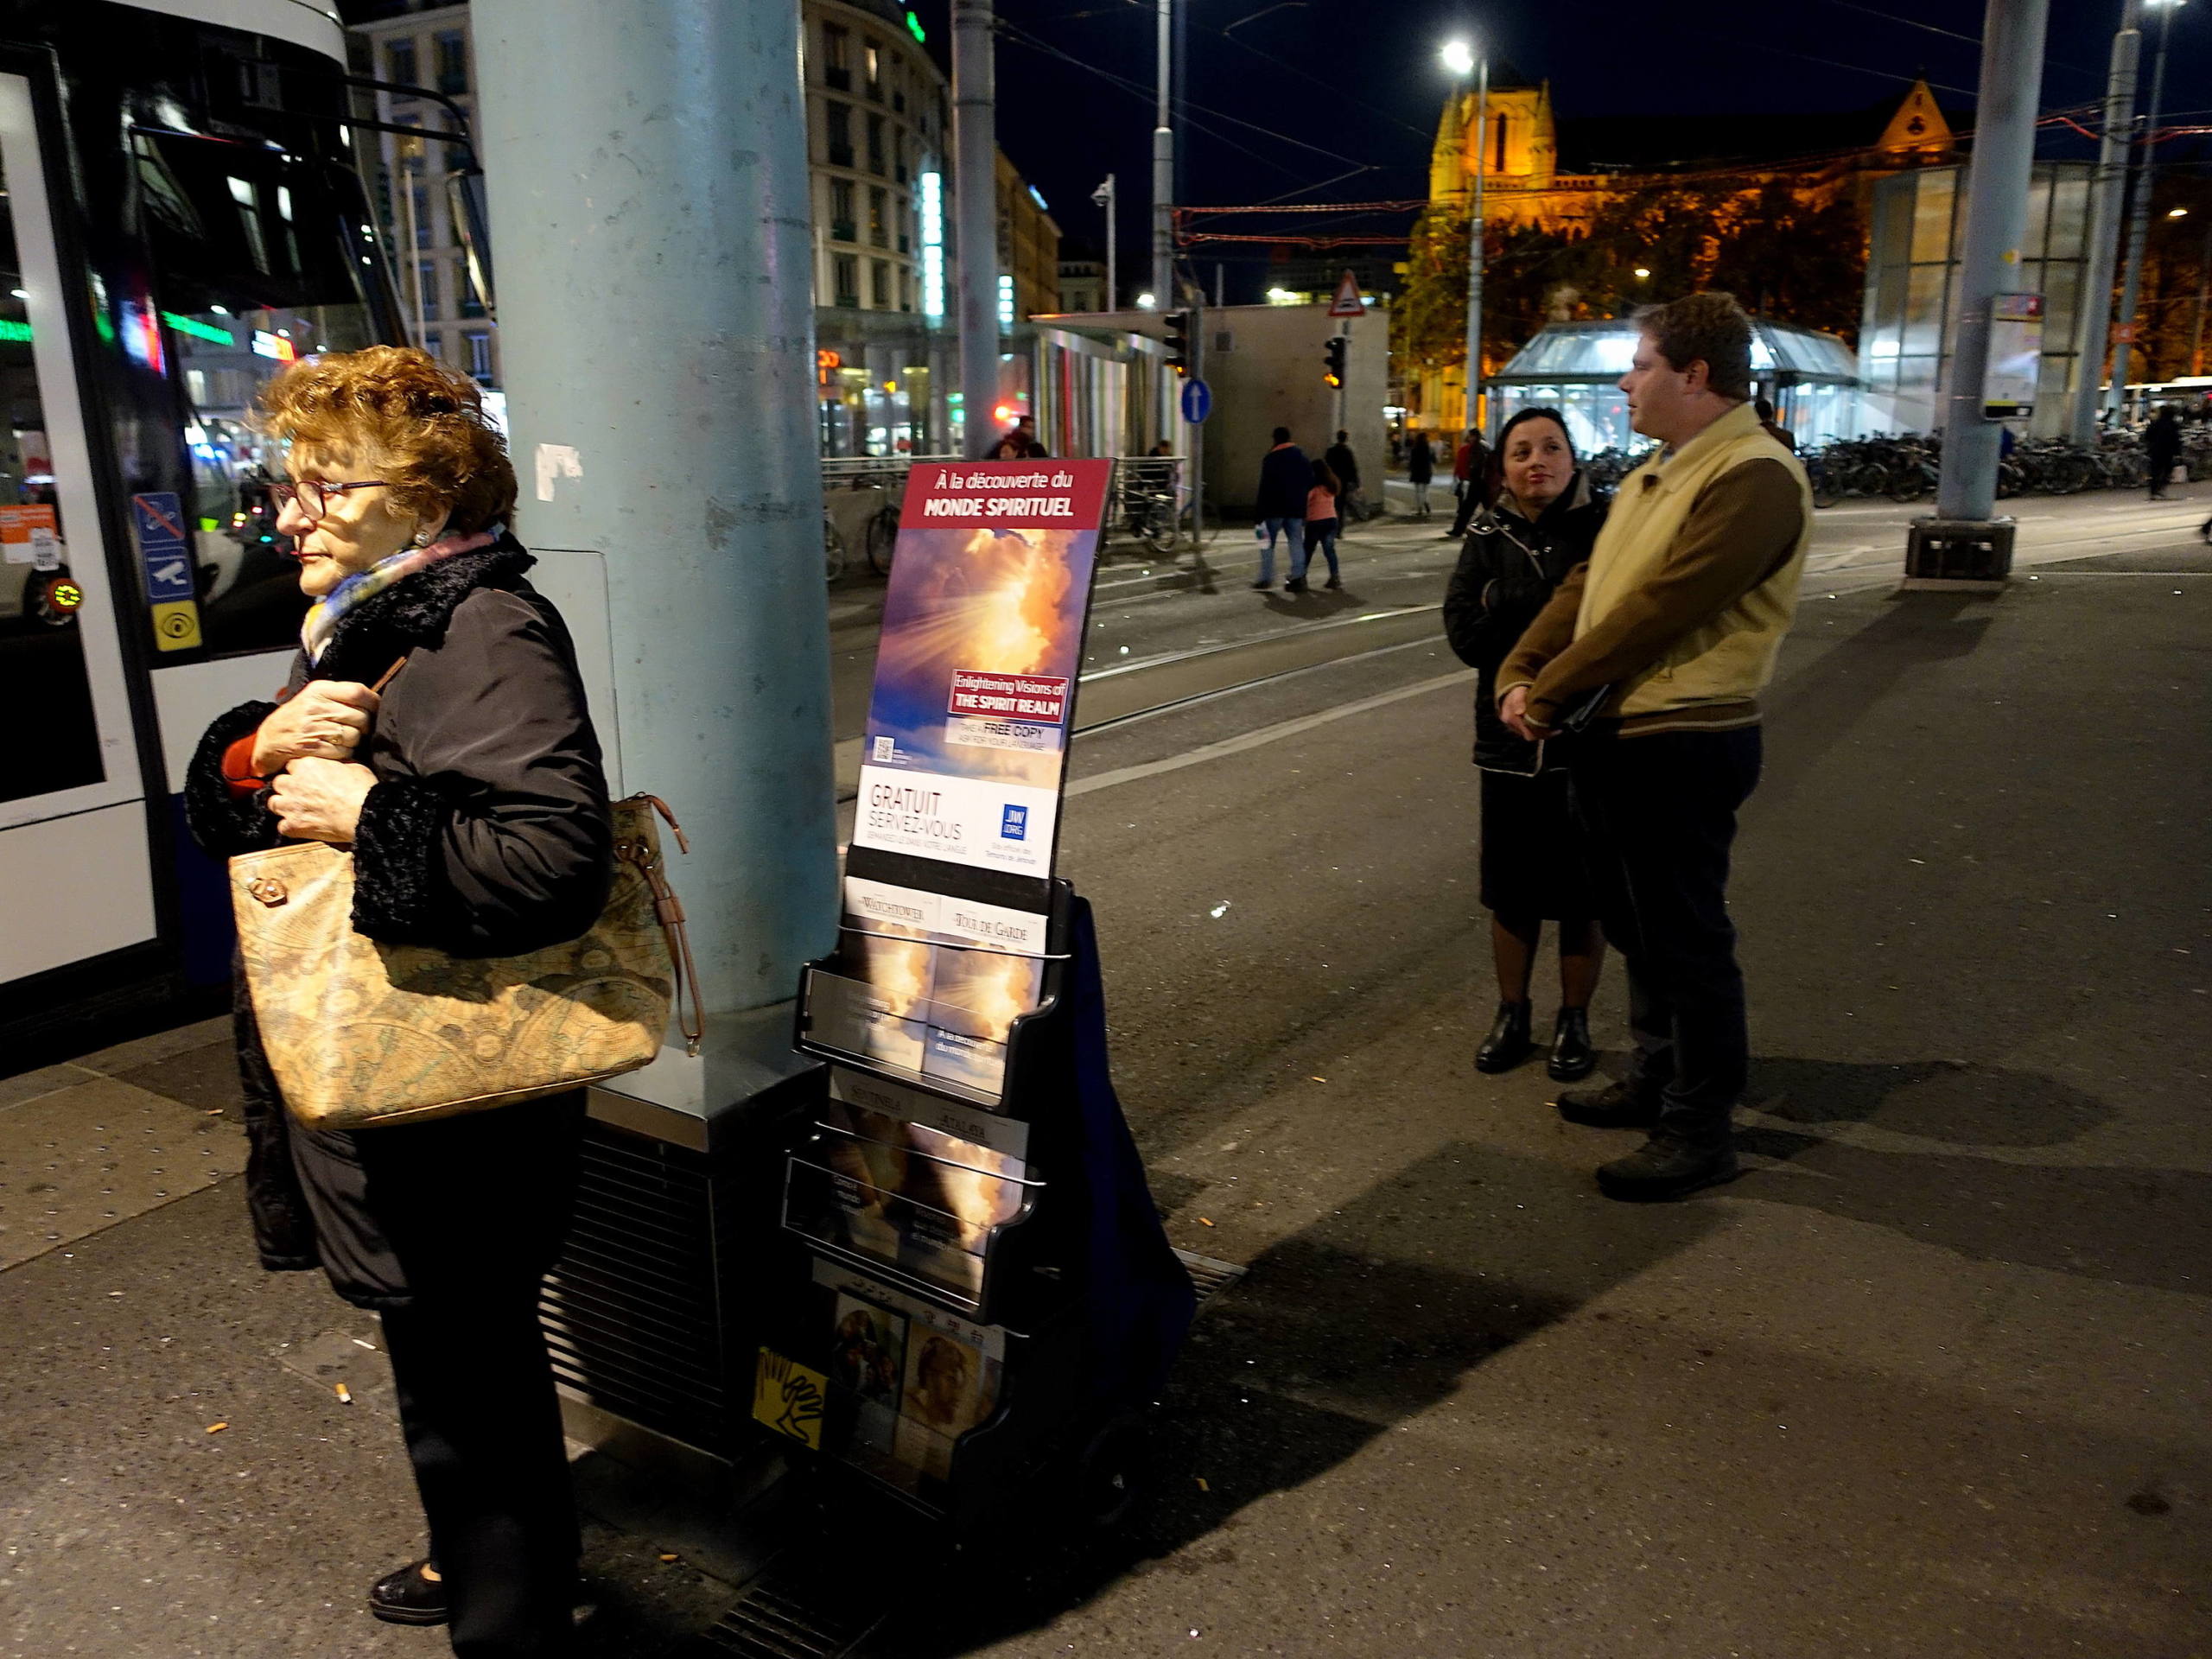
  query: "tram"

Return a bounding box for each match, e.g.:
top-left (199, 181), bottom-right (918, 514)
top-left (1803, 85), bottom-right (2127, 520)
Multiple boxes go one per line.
top-left (0, 0), bottom-right (407, 1058)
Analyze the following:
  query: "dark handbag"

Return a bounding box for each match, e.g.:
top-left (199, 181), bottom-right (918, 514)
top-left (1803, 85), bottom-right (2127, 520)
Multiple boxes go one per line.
top-left (1553, 682), bottom-right (1615, 735)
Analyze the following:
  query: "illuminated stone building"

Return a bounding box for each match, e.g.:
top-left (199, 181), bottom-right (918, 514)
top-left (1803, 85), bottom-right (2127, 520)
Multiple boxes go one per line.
top-left (1409, 73), bottom-right (1959, 429)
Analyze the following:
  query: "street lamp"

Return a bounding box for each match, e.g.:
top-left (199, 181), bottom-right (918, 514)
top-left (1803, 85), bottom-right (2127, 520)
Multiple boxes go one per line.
top-left (1633, 266), bottom-right (1652, 280)
top-left (1135, 290), bottom-right (1156, 309)
top-left (1092, 174), bottom-right (1117, 310)
top-left (1440, 38), bottom-right (1487, 437)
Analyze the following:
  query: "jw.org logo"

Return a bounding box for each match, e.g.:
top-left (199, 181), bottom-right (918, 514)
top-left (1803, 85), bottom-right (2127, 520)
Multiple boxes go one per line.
top-left (1000, 804), bottom-right (1028, 841)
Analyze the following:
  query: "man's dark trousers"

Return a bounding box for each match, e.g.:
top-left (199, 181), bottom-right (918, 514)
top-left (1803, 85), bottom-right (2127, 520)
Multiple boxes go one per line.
top-left (1568, 723), bottom-right (1764, 1135)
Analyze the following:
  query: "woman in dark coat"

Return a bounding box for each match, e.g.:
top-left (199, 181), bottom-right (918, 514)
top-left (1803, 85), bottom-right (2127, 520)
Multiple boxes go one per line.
top-left (1442, 407), bottom-right (1607, 1082)
top-left (1406, 429), bottom-right (1436, 519)
top-left (184, 346), bottom-right (609, 1658)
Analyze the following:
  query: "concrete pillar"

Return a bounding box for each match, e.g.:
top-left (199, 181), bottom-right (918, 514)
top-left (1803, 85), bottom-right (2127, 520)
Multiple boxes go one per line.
top-left (1936, 0), bottom-right (2050, 523)
top-left (952, 0), bottom-right (999, 457)
top-left (472, 0), bottom-right (837, 1086)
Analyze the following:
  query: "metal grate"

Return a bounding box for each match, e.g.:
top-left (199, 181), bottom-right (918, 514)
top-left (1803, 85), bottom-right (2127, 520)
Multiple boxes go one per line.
top-left (686, 1562), bottom-right (888, 1658)
top-left (1175, 1248), bottom-right (1246, 1309)
top-left (541, 1120), bottom-right (730, 1455)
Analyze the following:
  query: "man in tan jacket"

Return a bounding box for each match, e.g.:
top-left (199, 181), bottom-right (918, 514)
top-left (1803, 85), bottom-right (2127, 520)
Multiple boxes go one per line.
top-left (1498, 291), bottom-right (1810, 1200)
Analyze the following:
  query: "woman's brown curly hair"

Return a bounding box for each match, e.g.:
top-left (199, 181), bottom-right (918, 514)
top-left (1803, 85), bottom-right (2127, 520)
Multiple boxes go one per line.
top-left (256, 345), bottom-right (517, 535)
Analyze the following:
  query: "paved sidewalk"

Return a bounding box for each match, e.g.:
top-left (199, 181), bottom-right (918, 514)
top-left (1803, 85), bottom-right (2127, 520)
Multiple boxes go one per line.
top-left (4, 539), bottom-right (2208, 1656)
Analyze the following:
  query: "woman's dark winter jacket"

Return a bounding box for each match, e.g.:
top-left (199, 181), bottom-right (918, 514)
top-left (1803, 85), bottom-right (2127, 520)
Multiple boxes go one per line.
top-left (184, 535), bottom-right (613, 1312)
top-left (1442, 471), bottom-right (1609, 770)
top-left (1406, 435), bottom-right (1434, 485)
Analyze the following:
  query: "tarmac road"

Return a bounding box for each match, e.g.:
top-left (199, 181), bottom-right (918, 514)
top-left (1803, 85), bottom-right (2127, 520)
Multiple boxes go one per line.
top-left (1, 486), bottom-right (2205, 1656)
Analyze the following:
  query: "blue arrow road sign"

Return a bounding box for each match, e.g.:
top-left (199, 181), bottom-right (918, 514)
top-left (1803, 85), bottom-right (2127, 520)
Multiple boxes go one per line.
top-left (1180, 377), bottom-right (1211, 424)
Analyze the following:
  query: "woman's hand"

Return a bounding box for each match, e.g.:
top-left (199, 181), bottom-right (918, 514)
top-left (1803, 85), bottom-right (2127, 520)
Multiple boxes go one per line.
top-left (1499, 684), bottom-right (1550, 743)
top-left (251, 681), bottom-right (380, 774)
top-left (267, 757), bottom-right (378, 844)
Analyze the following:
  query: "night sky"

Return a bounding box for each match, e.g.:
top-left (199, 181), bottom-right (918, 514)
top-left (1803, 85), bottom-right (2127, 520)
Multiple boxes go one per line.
top-left (944, 0), bottom-right (2212, 303)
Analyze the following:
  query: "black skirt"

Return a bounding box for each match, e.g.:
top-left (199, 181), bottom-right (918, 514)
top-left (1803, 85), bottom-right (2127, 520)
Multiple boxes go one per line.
top-left (1478, 764), bottom-right (1595, 920)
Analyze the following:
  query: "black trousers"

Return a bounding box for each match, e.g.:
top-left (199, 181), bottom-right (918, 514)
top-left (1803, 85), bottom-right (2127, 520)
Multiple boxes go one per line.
top-left (1568, 723), bottom-right (1764, 1132)
top-left (382, 1287), bottom-right (580, 1657)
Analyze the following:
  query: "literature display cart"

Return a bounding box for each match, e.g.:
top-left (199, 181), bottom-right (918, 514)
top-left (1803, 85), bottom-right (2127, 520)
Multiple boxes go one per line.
top-left (754, 462), bottom-right (1194, 1538)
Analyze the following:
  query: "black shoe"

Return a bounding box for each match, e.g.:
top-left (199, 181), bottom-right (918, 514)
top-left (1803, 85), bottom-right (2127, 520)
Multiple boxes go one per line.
top-left (1546, 1008), bottom-right (1596, 1081)
top-left (370, 1560), bottom-right (448, 1627)
top-left (1554, 1077), bottom-right (1662, 1129)
top-left (1284, 577), bottom-right (1310, 594)
top-left (1595, 1129), bottom-right (1740, 1202)
top-left (1323, 576), bottom-right (1343, 589)
top-left (1250, 578), bottom-right (1273, 590)
top-left (1474, 1001), bottom-right (1534, 1073)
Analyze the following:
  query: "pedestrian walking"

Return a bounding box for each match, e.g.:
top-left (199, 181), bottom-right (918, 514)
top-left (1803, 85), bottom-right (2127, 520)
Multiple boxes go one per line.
top-left (1497, 292), bottom-right (1811, 1201)
top-left (1406, 429), bottom-right (1435, 519)
top-left (1325, 429), bottom-right (1363, 522)
top-left (2145, 404), bottom-right (2182, 499)
top-left (1252, 425), bottom-right (1313, 590)
top-left (1301, 461), bottom-right (1344, 591)
top-left (1753, 396), bottom-right (1797, 453)
top-left (1448, 425), bottom-right (1490, 537)
top-left (1443, 408), bottom-right (1608, 1082)
top-left (185, 346), bottom-right (611, 1653)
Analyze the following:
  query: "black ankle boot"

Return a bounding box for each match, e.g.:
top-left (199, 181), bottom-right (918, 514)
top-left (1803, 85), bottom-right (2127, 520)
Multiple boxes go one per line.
top-left (1595, 1128), bottom-right (1740, 1201)
top-left (369, 1560), bottom-right (448, 1626)
top-left (1554, 1077), bottom-right (1662, 1129)
top-left (1546, 1008), bottom-right (1596, 1081)
top-left (1475, 1001), bottom-right (1534, 1073)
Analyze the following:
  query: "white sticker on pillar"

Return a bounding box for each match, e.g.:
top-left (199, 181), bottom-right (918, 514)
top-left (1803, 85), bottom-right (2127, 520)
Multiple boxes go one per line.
top-left (535, 443), bottom-right (584, 501)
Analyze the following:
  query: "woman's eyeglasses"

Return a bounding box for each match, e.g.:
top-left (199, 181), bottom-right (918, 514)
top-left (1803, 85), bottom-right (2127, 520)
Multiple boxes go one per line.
top-left (270, 479), bottom-right (390, 524)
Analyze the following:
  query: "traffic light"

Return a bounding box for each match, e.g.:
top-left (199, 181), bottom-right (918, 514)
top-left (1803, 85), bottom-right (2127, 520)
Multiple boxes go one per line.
top-left (1164, 309), bottom-right (1193, 376)
top-left (1323, 335), bottom-right (1347, 388)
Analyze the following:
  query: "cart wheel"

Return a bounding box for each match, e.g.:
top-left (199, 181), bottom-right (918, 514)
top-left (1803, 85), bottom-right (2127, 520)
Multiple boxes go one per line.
top-left (1070, 1413), bottom-right (1155, 1532)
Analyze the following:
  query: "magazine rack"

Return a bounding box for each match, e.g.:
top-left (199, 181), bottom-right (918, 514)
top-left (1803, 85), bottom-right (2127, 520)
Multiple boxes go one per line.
top-left (765, 880), bottom-right (1194, 1535)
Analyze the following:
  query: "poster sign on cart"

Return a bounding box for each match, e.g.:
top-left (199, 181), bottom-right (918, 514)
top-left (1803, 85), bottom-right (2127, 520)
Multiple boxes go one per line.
top-left (851, 460), bottom-right (1109, 881)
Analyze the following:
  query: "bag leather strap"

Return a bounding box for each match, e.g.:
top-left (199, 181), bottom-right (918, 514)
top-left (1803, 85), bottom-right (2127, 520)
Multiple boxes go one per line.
top-left (618, 794), bottom-right (705, 1058)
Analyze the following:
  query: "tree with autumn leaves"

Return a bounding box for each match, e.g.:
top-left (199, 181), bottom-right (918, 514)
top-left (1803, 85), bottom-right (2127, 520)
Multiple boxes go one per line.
top-left (1395, 175), bottom-right (1867, 388)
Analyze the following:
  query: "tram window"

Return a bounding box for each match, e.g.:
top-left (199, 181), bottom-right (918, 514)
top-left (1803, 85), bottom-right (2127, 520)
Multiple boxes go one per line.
top-left (133, 131), bottom-right (384, 657)
top-left (0, 143), bottom-right (101, 802)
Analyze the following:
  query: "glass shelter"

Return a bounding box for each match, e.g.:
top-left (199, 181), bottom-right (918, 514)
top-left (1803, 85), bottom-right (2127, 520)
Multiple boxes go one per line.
top-left (1858, 162), bottom-right (2092, 439)
top-left (1486, 316), bottom-right (1859, 455)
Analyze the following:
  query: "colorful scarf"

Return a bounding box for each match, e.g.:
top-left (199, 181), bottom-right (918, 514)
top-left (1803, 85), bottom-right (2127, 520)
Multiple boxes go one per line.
top-left (300, 525), bottom-right (499, 668)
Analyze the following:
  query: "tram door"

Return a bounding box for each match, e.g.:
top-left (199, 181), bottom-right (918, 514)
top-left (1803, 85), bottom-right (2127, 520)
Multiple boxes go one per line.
top-left (0, 73), bottom-right (156, 986)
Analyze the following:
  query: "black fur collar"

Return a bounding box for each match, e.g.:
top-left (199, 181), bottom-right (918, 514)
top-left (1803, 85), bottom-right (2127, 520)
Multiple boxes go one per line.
top-left (311, 534), bottom-right (536, 683)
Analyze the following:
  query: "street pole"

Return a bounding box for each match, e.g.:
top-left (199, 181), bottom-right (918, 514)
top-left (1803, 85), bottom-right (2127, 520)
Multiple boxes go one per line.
top-left (472, 0), bottom-right (836, 1083)
top-left (2192, 213), bottom-right (2211, 374)
top-left (1933, 0), bottom-right (2049, 524)
top-left (1152, 0), bottom-right (1174, 308)
top-left (953, 0), bottom-right (1000, 457)
top-left (1153, 0), bottom-right (1176, 452)
top-left (2107, 0), bottom-right (2175, 426)
top-left (398, 156), bottom-right (426, 348)
top-left (1464, 57), bottom-right (1488, 438)
top-left (2070, 0), bottom-right (2141, 444)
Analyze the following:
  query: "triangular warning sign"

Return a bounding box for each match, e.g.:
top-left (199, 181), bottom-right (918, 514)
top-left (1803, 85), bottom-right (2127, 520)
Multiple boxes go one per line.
top-left (1326, 270), bottom-right (1364, 317)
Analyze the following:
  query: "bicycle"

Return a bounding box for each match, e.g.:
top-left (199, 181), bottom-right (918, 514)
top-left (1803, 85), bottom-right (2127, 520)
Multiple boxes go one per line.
top-left (863, 499), bottom-right (899, 575)
top-left (823, 508), bottom-right (848, 584)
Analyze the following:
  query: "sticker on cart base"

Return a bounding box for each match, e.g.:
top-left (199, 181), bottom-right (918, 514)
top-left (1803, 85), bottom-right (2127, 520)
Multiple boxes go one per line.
top-left (151, 599), bottom-right (202, 652)
top-left (753, 1349), bottom-right (827, 1449)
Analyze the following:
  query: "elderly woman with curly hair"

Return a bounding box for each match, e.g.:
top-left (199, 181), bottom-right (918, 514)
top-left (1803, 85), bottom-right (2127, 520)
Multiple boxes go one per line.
top-left (184, 346), bottom-right (608, 1657)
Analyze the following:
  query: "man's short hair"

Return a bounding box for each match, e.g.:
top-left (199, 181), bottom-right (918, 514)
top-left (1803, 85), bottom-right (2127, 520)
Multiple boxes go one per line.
top-left (1272, 425), bottom-right (1291, 443)
top-left (1635, 292), bottom-right (1754, 402)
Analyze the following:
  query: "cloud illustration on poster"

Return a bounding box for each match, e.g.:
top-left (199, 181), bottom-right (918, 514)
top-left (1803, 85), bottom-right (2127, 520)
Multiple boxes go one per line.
top-left (863, 524), bottom-right (1092, 790)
